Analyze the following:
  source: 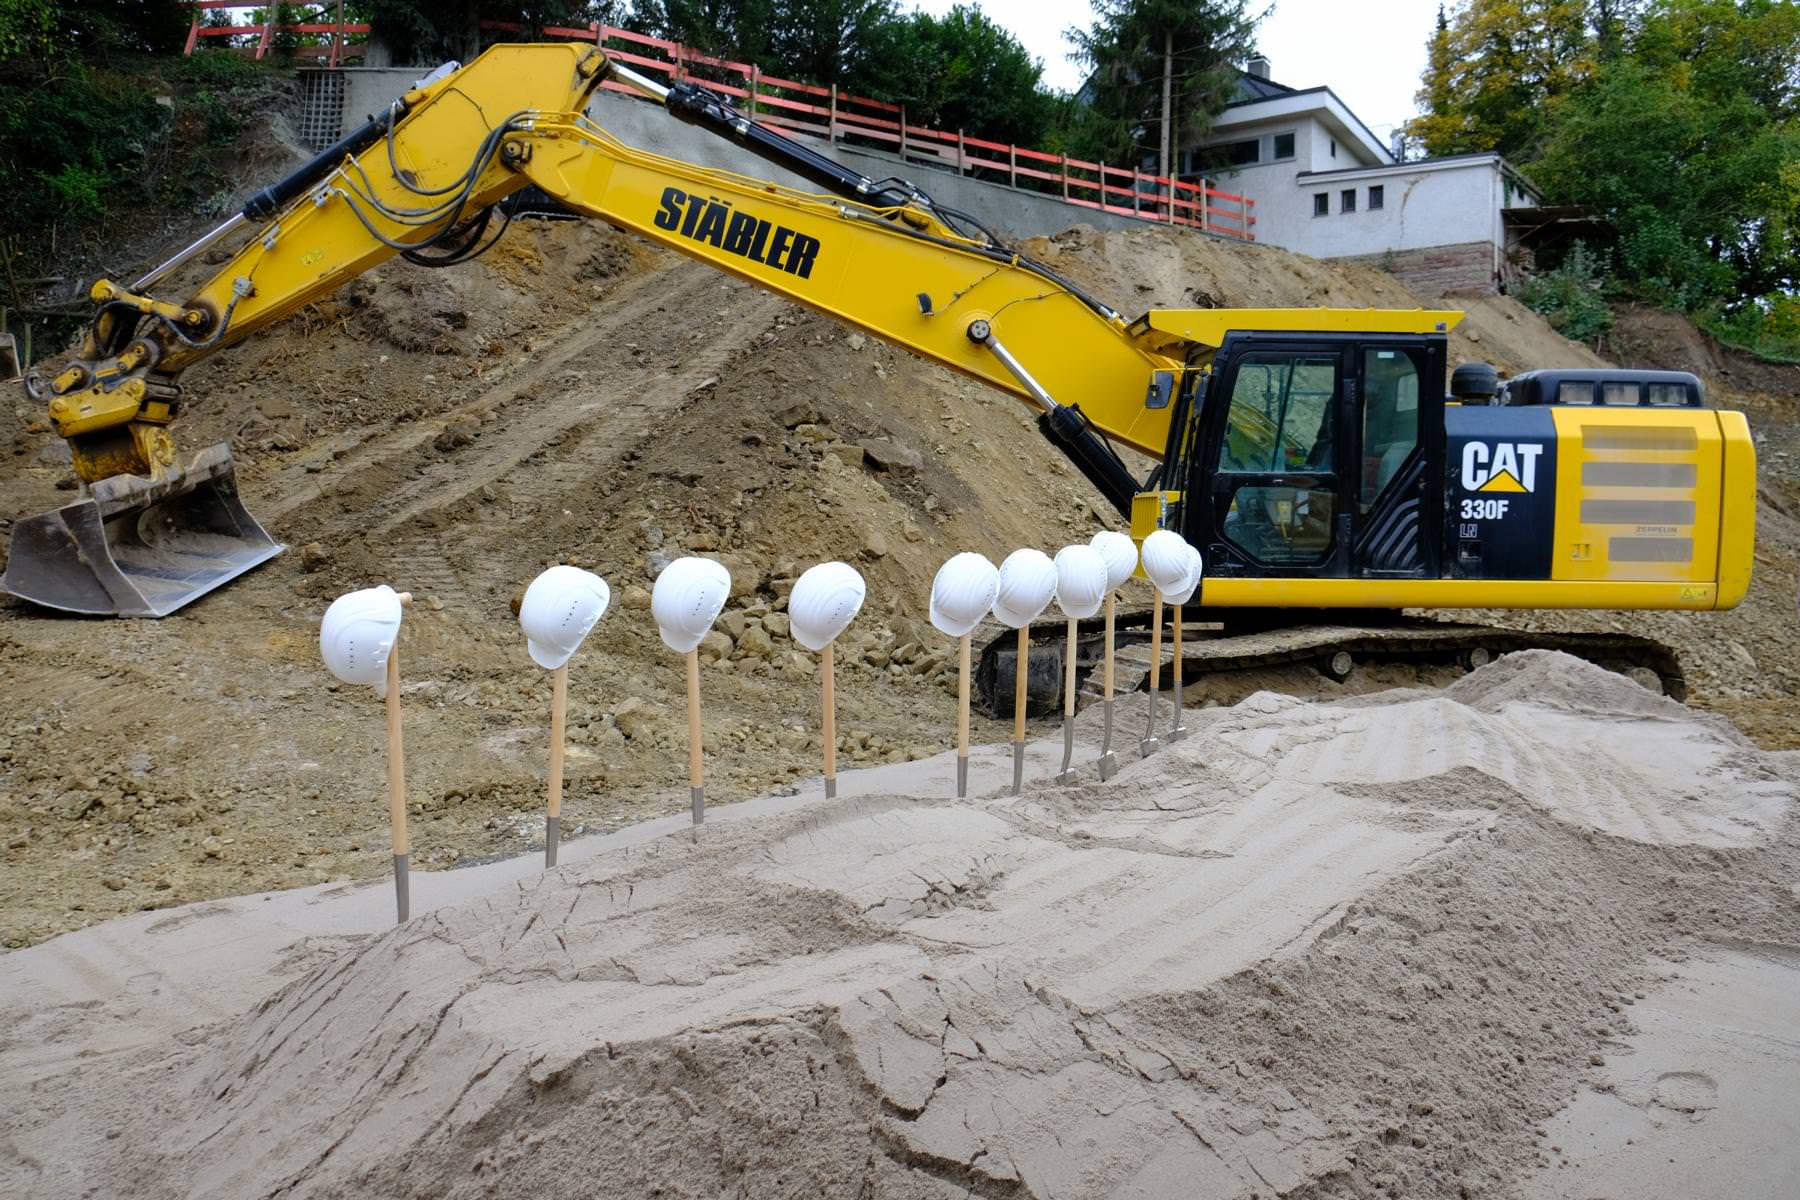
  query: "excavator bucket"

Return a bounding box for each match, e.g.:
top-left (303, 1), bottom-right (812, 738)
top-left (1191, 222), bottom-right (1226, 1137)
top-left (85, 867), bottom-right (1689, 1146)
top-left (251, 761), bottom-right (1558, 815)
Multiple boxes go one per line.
top-left (0, 443), bottom-right (282, 617)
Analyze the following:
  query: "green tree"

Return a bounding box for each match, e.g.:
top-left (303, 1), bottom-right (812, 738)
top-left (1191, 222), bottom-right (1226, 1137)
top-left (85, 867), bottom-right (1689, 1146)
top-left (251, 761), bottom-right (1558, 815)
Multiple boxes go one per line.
top-left (767, 0), bottom-right (899, 87)
top-left (630, 0), bottom-right (896, 89)
top-left (630, 0), bottom-right (776, 64)
top-left (1407, 0), bottom-right (1595, 158)
top-left (1532, 58), bottom-right (1800, 305)
top-left (0, 0), bottom-right (186, 59)
top-left (848, 5), bottom-right (1055, 144)
top-left (1067, 0), bottom-right (1260, 172)
top-left (366, 1), bottom-right (615, 65)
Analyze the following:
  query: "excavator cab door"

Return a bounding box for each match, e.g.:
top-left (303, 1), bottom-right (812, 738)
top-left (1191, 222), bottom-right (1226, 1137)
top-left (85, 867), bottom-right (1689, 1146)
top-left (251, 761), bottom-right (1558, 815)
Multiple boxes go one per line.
top-left (1350, 340), bottom-right (1445, 577)
top-left (1194, 340), bottom-right (1351, 576)
top-left (1183, 332), bottom-right (1445, 583)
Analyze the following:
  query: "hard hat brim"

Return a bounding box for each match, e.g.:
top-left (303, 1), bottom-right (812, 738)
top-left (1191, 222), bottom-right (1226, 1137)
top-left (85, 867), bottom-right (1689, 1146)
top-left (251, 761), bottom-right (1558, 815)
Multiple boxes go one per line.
top-left (930, 596), bottom-right (983, 639)
top-left (527, 637), bottom-right (575, 670)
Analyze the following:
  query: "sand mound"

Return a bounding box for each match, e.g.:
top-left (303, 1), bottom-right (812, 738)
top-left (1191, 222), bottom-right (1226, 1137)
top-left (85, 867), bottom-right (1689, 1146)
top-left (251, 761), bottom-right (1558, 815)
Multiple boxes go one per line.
top-left (6, 653), bottom-right (1793, 1198)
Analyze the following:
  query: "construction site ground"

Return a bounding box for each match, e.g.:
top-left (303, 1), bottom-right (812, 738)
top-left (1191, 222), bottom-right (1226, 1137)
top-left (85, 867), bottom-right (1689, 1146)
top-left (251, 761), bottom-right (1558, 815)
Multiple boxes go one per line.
top-left (3, 217), bottom-right (1794, 948)
top-left (1, 172), bottom-right (1798, 1194)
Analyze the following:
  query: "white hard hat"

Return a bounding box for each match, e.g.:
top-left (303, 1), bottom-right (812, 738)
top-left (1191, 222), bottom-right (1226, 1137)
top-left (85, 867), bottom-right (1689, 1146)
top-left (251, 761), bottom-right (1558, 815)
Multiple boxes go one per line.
top-left (1053, 544), bottom-right (1108, 619)
top-left (992, 547), bottom-right (1057, 628)
top-left (1165, 544), bottom-right (1205, 606)
top-left (519, 565), bottom-right (610, 669)
top-left (319, 585), bottom-right (404, 697)
top-left (788, 561), bottom-right (866, 651)
top-left (1141, 529), bottom-right (1193, 600)
top-left (929, 552), bottom-right (999, 638)
top-left (1089, 529), bottom-right (1138, 591)
top-left (652, 556), bottom-right (731, 653)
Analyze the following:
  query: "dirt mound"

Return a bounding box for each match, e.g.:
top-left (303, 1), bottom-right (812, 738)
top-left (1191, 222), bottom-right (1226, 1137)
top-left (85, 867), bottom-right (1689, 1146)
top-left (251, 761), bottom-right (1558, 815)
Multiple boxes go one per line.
top-left (1021, 225), bottom-right (1608, 376)
top-left (5, 660), bottom-right (1794, 1198)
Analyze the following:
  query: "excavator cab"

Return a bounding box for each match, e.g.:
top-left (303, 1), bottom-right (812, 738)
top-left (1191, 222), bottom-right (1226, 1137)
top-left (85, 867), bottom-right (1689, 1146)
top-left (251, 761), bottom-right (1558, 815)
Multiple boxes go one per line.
top-left (1143, 319), bottom-right (1754, 612)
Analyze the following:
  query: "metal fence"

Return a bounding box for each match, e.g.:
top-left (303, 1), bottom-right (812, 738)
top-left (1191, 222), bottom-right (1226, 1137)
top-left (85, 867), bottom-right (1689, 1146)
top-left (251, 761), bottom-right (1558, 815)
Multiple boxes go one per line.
top-left (183, 6), bottom-right (1256, 240)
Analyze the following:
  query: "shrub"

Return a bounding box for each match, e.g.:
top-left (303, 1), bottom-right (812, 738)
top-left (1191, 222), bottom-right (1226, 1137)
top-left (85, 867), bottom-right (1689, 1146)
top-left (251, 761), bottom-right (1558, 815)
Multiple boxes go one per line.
top-left (1702, 294), bottom-right (1800, 364)
top-left (1520, 241), bottom-right (1615, 345)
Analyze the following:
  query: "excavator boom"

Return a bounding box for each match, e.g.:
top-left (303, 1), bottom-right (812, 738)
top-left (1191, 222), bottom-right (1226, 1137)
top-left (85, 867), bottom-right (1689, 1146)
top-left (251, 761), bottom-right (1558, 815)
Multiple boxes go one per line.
top-left (6, 43), bottom-right (1192, 615)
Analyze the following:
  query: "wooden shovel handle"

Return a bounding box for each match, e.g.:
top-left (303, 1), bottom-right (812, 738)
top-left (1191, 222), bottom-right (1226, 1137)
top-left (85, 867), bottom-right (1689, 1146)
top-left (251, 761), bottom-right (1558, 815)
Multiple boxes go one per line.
top-left (1013, 626), bottom-right (1029, 743)
top-left (1063, 617), bottom-right (1077, 717)
top-left (957, 633), bottom-right (971, 760)
top-left (548, 663), bottom-right (567, 819)
top-left (821, 641), bottom-right (836, 783)
top-left (1103, 593), bottom-right (1116, 701)
top-left (385, 642), bottom-right (408, 857)
top-left (686, 648), bottom-right (703, 791)
top-left (1147, 596), bottom-right (1163, 693)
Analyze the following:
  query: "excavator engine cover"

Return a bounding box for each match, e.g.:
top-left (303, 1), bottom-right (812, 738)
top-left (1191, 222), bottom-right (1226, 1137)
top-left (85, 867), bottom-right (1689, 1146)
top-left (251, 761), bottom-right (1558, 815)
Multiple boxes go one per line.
top-left (0, 442), bottom-right (281, 617)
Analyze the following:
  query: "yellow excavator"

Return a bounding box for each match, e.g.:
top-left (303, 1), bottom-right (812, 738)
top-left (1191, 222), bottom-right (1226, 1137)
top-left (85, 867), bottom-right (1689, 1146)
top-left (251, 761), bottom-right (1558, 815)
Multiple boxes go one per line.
top-left (5, 42), bottom-right (1756, 691)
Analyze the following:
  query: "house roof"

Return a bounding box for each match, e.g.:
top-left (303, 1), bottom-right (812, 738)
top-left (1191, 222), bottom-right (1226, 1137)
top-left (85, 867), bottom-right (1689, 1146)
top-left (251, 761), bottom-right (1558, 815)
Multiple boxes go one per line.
top-left (1212, 83), bottom-right (1395, 165)
top-left (1296, 151), bottom-right (1546, 198)
top-left (1231, 69), bottom-right (1296, 104)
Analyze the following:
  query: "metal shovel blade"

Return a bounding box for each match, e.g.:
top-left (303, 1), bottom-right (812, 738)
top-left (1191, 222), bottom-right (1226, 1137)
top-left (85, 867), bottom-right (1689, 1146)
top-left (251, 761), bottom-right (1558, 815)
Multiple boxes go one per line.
top-left (0, 443), bottom-right (282, 617)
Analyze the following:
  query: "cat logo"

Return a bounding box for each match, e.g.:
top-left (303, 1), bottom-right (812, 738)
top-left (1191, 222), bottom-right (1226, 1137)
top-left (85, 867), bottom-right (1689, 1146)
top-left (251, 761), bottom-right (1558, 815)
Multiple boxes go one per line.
top-left (1462, 441), bottom-right (1544, 493)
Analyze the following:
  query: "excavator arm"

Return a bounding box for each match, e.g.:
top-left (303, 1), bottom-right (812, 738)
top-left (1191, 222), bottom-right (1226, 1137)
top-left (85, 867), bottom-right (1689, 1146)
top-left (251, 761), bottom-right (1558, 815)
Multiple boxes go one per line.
top-left (10, 42), bottom-right (1188, 616)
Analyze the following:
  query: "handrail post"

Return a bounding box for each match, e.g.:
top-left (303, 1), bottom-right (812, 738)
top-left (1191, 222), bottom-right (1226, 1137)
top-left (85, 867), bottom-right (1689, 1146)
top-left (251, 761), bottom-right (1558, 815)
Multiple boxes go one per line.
top-left (1200, 178), bottom-right (1210, 232)
top-left (898, 104), bottom-right (907, 159)
top-left (1166, 175), bottom-right (1176, 224)
top-left (1008, 144), bottom-right (1017, 189)
top-left (1061, 154), bottom-right (1069, 199)
top-left (749, 63), bottom-right (759, 119)
top-left (184, 7), bottom-right (199, 55)
top-left (829, 84), bottom-right (838, 142)
top-left (958, 128), bottom-right (966, 174)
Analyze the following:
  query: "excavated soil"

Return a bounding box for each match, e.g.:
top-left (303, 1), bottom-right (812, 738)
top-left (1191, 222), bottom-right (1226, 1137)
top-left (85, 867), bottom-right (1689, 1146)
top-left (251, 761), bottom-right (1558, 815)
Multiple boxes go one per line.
top-left (3, 652), bottom-right (1796, 1198)
top-left (1, 210), bottom-right (1797, 954)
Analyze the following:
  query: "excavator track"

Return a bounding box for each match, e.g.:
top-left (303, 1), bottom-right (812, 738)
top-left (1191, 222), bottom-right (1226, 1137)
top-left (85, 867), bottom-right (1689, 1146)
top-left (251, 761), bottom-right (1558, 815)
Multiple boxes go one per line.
top-left (974, 610), bottom-right (1685, 718)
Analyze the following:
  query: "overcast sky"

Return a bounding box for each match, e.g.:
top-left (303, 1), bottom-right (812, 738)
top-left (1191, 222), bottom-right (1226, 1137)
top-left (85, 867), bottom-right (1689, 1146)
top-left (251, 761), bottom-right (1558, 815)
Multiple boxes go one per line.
top-left (907, 0), bottom-right (1444, 142)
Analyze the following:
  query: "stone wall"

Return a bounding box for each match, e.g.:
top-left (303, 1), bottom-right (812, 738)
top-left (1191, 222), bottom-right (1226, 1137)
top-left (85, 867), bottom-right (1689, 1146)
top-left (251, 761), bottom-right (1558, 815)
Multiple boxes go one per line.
top-left (1335, 240), bottom-right (1498, 296)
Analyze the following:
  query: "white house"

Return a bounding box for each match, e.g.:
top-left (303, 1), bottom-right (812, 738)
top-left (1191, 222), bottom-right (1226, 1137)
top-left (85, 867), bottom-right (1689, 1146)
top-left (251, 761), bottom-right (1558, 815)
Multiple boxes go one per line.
top-left (1187, 58), bottom-right (1546, 293)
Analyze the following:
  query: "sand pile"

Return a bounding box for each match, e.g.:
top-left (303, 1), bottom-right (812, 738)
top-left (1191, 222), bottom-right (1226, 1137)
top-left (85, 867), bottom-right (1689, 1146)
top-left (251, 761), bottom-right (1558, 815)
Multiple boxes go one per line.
top-left (4, 651), bottom-right (1794, 1198)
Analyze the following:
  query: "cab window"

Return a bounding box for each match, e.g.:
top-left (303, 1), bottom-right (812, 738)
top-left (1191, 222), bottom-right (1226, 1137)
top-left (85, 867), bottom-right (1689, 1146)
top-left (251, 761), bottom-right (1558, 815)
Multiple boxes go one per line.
top-left (1217, 353), bottom-right (1338, 473)
top-left (1360, 348), bottom-right (1419, 510)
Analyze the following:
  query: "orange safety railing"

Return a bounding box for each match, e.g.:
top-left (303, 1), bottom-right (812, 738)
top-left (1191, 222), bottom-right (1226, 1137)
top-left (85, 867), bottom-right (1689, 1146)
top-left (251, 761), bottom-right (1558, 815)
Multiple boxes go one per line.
top-left (182, 7), bottom-right (1255, 240)
top-left (183, 2), bottom-right (367, 66)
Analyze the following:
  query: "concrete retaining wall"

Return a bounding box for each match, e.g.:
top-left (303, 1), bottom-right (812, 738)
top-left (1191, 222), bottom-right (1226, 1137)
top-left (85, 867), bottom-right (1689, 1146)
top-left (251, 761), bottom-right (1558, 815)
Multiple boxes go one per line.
top-left (315, 67), bottom-right (1217, 244)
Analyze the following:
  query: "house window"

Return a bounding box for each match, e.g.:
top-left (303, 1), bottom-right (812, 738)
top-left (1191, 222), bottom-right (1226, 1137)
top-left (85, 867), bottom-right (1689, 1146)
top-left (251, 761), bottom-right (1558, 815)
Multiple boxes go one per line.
top-left (1340, 189), bottom-right (1356, 213)
top-left (1368, 185), bottom-right (1384, 210)
top-left (1313, 193), bottom-right (1329, 217)
top-left (1330, 138), bottom-right (1337, 159)
top-left (1224, 138), bottom-right (1261, 166)
top-left (1272, 131), bottom-right (1295, 160)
